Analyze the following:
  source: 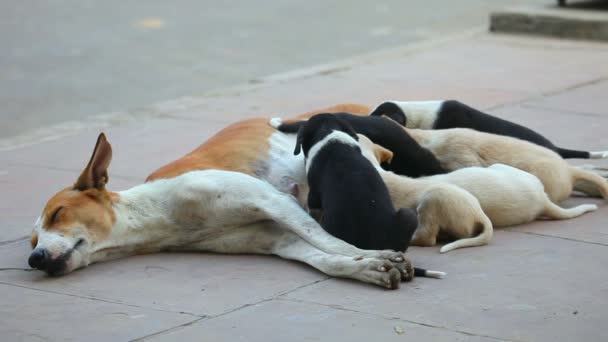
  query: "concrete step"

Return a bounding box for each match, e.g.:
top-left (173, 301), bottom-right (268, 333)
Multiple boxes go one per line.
top-left (490, 5), bottom-right (608, 41)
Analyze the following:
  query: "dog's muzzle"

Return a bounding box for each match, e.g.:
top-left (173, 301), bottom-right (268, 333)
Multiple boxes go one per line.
top-left (28, 248), bottom-right (69, 276)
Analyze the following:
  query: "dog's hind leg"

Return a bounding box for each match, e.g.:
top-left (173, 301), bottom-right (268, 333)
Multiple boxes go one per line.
top-left (571, 167), bottom-right (608, 199)
top-left (575, 165), bottom-right (608, 197)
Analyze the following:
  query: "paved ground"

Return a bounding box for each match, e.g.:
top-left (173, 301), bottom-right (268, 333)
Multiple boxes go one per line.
top-left (1, 0), bottom-right (551, 144)
top-left (1, 31), bottom-right (608, 341)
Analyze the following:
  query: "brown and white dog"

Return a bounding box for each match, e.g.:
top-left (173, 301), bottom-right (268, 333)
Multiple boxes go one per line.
top-left (29, 104), bottom-right (447, 290)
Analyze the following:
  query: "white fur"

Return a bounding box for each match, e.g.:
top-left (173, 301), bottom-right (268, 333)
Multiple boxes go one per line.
top-left (424, 270), bottom-right (446, 279)
top-left (426, 164), bottom-right (598, 227)
top-left (305, 131), bottom-right (358, 174)
top-left (269, 117), bottom-right (283, 129)
top-left (590, 151), bottom-right (608, 159)
top-left (388, 100), bottom-right (442, 129)
top-left (35, 169), bottom-right (417, 288)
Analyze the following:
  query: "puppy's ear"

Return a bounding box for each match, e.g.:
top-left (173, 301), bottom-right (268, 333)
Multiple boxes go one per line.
top-left (294, 126), bottom-right (304, 155)
top-left (374, 143), bottom-right (394, 164)
top-left (336, 117), bottom-right (359, 141)
top-left (370, 102), bottom-right (407, 126)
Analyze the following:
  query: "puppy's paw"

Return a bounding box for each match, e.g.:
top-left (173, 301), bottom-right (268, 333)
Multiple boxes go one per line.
top-left (269, 117), bottom-right (283, 128)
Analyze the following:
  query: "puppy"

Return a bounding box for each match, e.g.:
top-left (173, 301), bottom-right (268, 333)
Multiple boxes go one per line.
top-left (357, 134), bottom-right (493, 253)
top-left (360, 135), bottom-right (597, 228)
top-left (402, 127), bottom-right (608, 203)
top-left (271, 112), bottom-right (445, 177)
top-left (293, 114), bottom-right (419, 253)
top-left (370, 100), bottom-right (608, 159)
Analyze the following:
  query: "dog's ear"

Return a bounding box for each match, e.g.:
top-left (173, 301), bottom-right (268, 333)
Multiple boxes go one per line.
top-left (336, 117), bottom-right (359, 141)
top-left (294, 126), bottom-right (304, 155)
top-left (370, 102), bottom-right (407, 126)
top-left (74, 133), bottom-right (113, 191)
top-left (373, 143), bottom-right (394, 164)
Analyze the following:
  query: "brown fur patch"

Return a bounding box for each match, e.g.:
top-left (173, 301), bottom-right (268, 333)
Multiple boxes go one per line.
top-left (30, 231), bottom-right (38, 248)
top-left (146, 104), bottom-right (372, 181)
top-left (146, 118), bottom-right (273, 181)
top-left (41, 187), bottom-right (116, 240)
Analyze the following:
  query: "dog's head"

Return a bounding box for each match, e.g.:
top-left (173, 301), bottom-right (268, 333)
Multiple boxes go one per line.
top-left (29, 133), bottom-right (116, 276)
top-left (357, 134), bottom-right (394, 167)
top-left (369, 102), bottom-right (407, 126)
top-left (294, 113), bottom-right (358, 156)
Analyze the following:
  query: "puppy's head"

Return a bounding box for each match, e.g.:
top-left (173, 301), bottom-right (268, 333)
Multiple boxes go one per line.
top-left (294, 113), bottom-right (358, 156)
top-left (29, 133), bottom-right (116, 276)
top-left (369, 102), bottom-right (407, 126)
top-left (357, 134), bottom-right (394, 167)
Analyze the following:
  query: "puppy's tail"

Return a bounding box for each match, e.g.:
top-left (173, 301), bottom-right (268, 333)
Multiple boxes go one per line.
top-left (439, 216), bottom-right (493, 253)
top-left (414, 267), bottom-right (446, 279)
top-left (269, 117), bottom-right (305, 133)
top-left (542, 200), bottom-right (598, 220)
top-left (571, 167), bottom-right (608, 200)
top-left (556, 147), bottom-right (591, 159)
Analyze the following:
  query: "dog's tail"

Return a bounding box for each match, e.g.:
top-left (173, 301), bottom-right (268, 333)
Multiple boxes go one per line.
top-left (556, 147), bottom-right (608, 159)
top-left (439, 216), bottom-right (493, 253)
top-left (269, 117), bottom-right (305, 133)
top-left (556, 147), bottom-right (591, 159)
top-left (571, 167), bottom-right (608, 200)
top-left (414, 267), bottom-right (446, 279)
top-left (542, 199), bottom-right (598, 220)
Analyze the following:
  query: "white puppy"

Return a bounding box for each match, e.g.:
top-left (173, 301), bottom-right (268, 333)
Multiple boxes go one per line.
top-left (360, 134), bottom-right (597, 229)
top-left (358, 134), bottom-right (493, 253)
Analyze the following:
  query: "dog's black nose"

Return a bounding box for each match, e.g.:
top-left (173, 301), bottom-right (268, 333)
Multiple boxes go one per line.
top-left (28, 248), bottom-right (50, 270)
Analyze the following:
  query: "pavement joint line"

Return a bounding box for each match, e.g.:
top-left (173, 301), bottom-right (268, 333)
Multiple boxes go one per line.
top-left (484, 76), bottom-right (608, 113)
top-left (541, 76), bottom-right (608, 97)
top-left (129, 316), bottom-right (209, 342)
top-left (277, 297), bottom-right (522, 342)
top-left (128, 277), bottom-right (330, 341)
top-left (502, 229), bottom-right (608, 247)
top-left (520, 103), bottom-right (608, 119)
top-left (0, 281), bottom-right (205, 318)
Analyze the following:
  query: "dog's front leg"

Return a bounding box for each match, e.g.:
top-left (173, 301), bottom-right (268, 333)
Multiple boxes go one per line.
top-left (271, 231), bottom-right (403, 289)
top-left (256, 191), bottom-right (413, 281)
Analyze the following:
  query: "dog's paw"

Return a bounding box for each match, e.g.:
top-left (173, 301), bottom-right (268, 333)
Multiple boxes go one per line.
top-left (360, 259), bottom-right (402, 289)
top-left (370, 251), bottom-right (413, 282)
top-left (269, 117), bottom-right (283, 128)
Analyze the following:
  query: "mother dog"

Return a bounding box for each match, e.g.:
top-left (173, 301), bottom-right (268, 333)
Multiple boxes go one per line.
top-left (28, 104), bottom-right (435, 290)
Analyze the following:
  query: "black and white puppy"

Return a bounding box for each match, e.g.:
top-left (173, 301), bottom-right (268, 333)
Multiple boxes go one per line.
top-left (294, 114), bottom-right (419, 253)
top-left (370, 100), bottom-right (608, 159)
top-left (274, 112), bottom-right (446, 178)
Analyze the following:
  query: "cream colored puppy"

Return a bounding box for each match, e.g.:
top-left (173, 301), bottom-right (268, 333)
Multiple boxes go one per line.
top-left (357, 134), bottom-right (493, 253)
top-left (359, 135), bottom-right (598, 228)
top-left (405, 127), bottom-right (608, 203)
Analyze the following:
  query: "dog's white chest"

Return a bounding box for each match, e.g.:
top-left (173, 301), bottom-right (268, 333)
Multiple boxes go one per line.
top-left (258, 131), bottom-right (307, 200)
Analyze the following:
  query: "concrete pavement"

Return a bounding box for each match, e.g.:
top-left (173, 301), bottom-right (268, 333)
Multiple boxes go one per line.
top-left (2, 32), bottom-right (608, 341)
top-left (1, 0), bottom-right (549, 143)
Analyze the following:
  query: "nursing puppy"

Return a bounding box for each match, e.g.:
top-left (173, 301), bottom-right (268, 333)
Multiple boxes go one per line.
top-left (357, 135), bottom-right (493, 253)
top-left (360, 135), bottom-right (597, 228)
top-left (293, 114), bottom-right (419, 253)
top-left (370, 100), bottom-right (608, 159)
top-left (403, 127), bottom-right (608, 203)
top-left (271, 112), bottom-right (445, 178)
